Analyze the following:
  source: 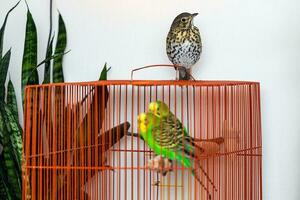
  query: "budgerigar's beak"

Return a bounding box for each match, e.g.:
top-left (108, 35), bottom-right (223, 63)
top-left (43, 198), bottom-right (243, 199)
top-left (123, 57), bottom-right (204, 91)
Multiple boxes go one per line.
top-left (192, 13), bottom-right (198, 18)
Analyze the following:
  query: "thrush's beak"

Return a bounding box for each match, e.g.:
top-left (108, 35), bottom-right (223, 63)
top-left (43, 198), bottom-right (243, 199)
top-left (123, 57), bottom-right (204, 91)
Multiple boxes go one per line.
top-left (192, 13), bottom-right (198, 18)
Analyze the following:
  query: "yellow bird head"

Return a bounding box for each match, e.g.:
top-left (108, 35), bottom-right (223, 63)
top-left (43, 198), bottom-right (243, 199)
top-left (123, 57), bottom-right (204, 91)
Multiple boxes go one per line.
top-left (137, 112), bottom-right (159, 136)
top-left (148, 101), bottom-right (170, 118)
top-left (137, 113), bottom-right (147, 133)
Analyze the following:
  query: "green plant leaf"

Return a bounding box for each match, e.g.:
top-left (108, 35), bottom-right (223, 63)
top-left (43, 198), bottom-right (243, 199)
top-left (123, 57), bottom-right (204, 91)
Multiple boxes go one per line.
top-left (26, 50), bottom-right (70, 86)
top-left (0, 109), bottom-right (21, 199)
top-left (43, 36), bottom-right (54, 84)
top-left (44, 0), bottom-right (53, 84)
top-left (2, 104), bottom-right (22, 168)
top-left (0, 158), bottom-right (12, 200)
top-left (53, 13), bottom-right (67, 83)
top-left (99, 63), bottom-right (111, 80)
top-left (22, 9), bottom-right (38, 106)
top-left (0, 1), bottom-right (20, 57)
top-left (6, 79), bottom-right (19, 121)
top-left (0, 50), bottom-right (11, 102)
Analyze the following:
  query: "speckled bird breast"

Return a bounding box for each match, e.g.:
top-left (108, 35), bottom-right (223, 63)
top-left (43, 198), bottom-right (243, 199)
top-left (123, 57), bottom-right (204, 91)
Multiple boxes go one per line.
top-left (166, 27), bottom-right (202, 69)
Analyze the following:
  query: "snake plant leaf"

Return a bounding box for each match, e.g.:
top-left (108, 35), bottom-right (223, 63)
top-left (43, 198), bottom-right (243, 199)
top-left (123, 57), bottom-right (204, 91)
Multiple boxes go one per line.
top-left (26, 50), bottom-right (70, 86)
top-left (7, 79), bottom-right (19, 122)
top-left (0, 158), bottom-right (12, 200)
top-left (43, 36), bottom-right (54, 84)
top-left (0, 105), bottom-right (21, 171)
top-left (97, 63), bottom-right (110, 113)
top-left (97, 63), bottom-right (110, 126)
top-left (99, 63), bottom-right (111, 80)
top-left (0, 50), bottom-right (11, 102)
top-left (0, 1), bottom-right (20, 57)
top-left (53, 13), bottom-right (67, 83)
top-left (22, 9), bottom-right (38, 106)
top-left (2, 104), bottom-right (22, 167)
top-left (0, 110), bottom-right (21, 199)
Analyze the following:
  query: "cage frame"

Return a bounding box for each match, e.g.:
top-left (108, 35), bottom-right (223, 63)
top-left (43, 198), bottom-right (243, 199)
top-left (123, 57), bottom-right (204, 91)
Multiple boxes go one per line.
top-left (23, 80), bottom-right (263, 200)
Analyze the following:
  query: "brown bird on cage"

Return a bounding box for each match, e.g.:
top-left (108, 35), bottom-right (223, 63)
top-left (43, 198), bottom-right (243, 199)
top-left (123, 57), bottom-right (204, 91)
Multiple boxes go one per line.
top-left (166, 12), bottom-right (202, 80)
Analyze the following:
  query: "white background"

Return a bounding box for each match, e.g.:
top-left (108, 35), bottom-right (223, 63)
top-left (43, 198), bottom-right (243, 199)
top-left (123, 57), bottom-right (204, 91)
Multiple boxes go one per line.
top-left (1, 0), bottom-right (300, 199)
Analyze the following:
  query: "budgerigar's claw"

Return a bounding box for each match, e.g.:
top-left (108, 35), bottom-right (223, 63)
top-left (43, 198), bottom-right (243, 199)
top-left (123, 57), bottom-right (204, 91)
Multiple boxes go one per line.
top-left (162, 171), bottom-right (168, 176)
top-left (153, 180), bottom-right (160, 186)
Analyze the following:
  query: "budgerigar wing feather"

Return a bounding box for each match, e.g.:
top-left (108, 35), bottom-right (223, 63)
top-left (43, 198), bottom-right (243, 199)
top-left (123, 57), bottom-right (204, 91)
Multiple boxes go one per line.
top-left (155, 114), bottom-right (203, 158)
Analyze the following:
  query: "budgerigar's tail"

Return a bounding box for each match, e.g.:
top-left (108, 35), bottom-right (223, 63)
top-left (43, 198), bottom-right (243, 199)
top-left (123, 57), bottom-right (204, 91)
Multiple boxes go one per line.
top-left (184, 142), bottom-right (218, 192)
top-left (191, 169), bottom-right (211, 198)
top-left (193, 161), bottom-right (218, 192)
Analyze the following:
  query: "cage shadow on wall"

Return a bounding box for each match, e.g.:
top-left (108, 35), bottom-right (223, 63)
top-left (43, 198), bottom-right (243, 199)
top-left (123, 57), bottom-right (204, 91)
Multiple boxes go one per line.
top-left (23, 80), bottom-right (262, 200)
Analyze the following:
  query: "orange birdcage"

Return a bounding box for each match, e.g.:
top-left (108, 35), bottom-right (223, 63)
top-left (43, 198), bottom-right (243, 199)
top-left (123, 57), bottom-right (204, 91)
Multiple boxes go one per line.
top-left (22, 68), bottom-right (262, 200)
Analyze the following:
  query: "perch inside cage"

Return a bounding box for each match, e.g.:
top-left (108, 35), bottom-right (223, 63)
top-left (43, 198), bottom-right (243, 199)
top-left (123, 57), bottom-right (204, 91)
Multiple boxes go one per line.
top-left (23, 80), bottom-right (262, 200)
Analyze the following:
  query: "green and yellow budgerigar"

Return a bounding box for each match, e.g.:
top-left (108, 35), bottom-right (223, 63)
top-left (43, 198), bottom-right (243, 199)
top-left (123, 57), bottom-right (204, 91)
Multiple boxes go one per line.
top-left (146, 100), bottom-right (217, 191)
top-left (149, 100), bottom-right (192, 148)
top-left (138, 112), bottom-right (191, 167)
top-left (138, 109), bottom-right (216, 195)
top-left (148, 100), bottom-right (198, 157)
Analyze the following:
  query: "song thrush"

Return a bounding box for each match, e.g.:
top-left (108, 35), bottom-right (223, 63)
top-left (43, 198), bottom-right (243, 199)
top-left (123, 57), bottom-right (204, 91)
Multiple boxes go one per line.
top-left (166, 12), bottom-right (202, 80)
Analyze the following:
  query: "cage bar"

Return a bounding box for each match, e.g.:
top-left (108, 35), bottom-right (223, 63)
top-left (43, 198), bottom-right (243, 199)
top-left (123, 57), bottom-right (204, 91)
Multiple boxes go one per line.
top-left (23, 80), bottom-right (262, 200)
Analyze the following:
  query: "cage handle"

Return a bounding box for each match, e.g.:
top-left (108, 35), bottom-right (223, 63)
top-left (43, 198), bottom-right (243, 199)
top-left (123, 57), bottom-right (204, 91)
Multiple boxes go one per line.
top-left (131, 64), bottom-right (196, 81)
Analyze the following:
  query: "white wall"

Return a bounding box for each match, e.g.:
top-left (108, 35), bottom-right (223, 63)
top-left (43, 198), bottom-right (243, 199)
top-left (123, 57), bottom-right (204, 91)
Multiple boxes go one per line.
top-left (1, 0), bottom-right (300, 199)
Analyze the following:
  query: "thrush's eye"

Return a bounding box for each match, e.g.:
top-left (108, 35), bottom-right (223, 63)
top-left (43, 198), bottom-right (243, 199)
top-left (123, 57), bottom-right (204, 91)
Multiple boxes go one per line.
top-left (181, 18), bottom-right (187, 22)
